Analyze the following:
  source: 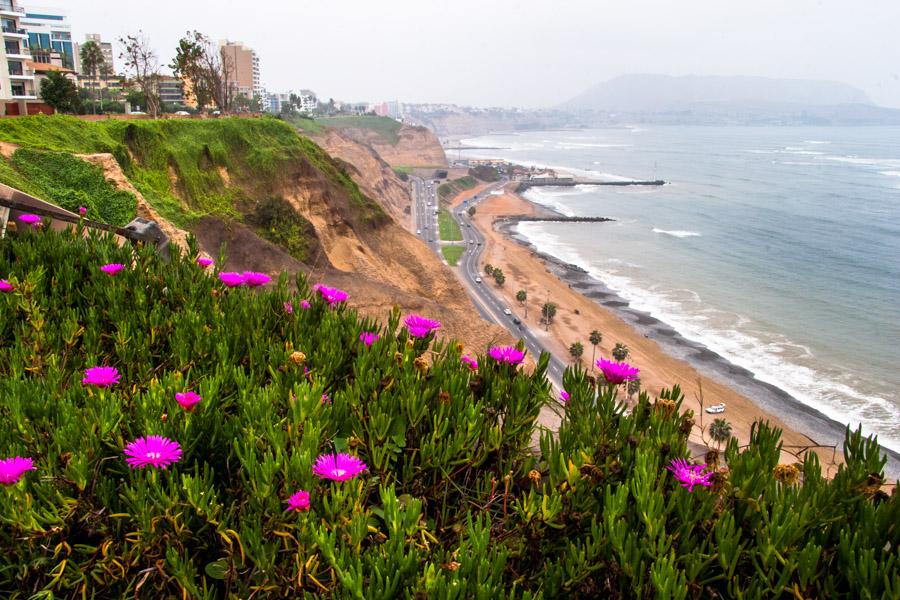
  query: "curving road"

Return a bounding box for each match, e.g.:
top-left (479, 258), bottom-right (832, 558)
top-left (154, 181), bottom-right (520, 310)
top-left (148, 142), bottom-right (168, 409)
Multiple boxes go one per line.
top-left (411, 176), bottom-right (566, 390)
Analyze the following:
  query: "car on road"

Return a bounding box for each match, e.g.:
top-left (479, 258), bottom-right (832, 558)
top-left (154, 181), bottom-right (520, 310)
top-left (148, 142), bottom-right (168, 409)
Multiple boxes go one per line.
top-left (513, 318), bottom-right (521, 325)
top-left (416, 230), bottom-right (421, 234)
top-left (503, 308), bottom-right (512, 316)
top-left (705, 403), bottom-right (726, 414)
top-left (428, 238), bottom-right (434, 242)
top-left (475, 277), bottom-right (482, 283)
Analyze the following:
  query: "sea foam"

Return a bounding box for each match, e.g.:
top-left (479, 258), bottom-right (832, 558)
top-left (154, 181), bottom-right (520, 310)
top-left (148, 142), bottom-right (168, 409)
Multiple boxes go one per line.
top-left (652, 228), bottom-right (701, 238)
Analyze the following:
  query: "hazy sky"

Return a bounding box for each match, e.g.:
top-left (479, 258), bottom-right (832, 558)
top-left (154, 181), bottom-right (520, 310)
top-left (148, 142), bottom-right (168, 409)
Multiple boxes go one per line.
top-left (61, 0), bottom-right (900, 108)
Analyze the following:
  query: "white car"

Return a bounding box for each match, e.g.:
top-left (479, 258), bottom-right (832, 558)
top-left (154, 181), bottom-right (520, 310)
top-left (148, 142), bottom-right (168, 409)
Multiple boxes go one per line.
top-left (475, 277), bottom-right (482, 283)
top-left (503, 308), bottom-right (512, 316)
top-left (416, 229), bottom-right (421, 234)
top-left (705, 403), bottom-right (726, 414)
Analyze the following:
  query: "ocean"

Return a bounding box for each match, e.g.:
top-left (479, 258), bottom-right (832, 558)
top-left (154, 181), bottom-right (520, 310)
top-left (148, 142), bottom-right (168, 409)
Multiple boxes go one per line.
top-left (455, 127), bottom-right (900, 451)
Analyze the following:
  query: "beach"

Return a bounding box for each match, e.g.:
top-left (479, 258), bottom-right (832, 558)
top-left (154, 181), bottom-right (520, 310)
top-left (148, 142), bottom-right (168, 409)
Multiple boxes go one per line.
top-left (459, 185), bottom-right (899, 476)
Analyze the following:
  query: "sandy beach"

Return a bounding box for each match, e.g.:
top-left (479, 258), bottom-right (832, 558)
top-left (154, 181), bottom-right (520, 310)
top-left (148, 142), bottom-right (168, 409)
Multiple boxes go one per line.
top-left (460, 184), bottom-right (900, 476)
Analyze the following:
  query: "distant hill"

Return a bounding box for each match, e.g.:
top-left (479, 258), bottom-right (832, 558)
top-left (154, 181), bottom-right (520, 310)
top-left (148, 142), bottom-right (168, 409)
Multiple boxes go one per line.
top-left (562, 74), bottom-right (874, 112)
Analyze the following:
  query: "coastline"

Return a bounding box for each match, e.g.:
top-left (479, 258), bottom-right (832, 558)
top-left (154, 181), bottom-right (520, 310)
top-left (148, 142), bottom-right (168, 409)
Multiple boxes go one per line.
top-left (469, 185), bottom-right (900, 477)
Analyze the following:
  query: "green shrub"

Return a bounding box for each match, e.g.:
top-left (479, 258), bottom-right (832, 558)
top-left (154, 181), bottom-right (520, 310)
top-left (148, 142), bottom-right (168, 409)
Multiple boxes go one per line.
top-left (246, 196), bottom-right (318, 262)
top-left (0, 227), bottom-right (896, 598)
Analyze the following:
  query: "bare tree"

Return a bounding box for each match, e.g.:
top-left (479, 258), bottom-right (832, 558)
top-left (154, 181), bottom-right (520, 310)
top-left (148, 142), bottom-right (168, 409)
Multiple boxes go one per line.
top-left (171, 31), bottom-right (236, 113)
top-left (119, 32), bottom-right (160, 117)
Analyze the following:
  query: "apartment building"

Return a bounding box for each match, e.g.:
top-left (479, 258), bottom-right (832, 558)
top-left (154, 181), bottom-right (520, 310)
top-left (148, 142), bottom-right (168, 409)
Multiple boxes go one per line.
top-left (21, 5), bottom-right (74, 70)
top-left (219, 40), bottom-right (261, 99)
top-left (0, 0), bottom-right (47, 115)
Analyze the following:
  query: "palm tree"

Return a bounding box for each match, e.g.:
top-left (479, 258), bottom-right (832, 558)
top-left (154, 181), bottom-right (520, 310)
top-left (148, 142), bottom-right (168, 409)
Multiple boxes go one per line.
top-left (99, 62), bottom-right (115, 111)
top-left (541, 302), bottom-right (557, 331)
top-left (516, 289), bottom-right (527, 318)
top-left (709, 418), bottom-right (732, 449)
top-left (626, 377), bottom-right (641, 400)
top-left (612, 342), bottom-right (629, 362)
top-left (589, 329), bottom-right (602, 371)
top-left (79, 41), bottom-right (105, 115)
top-left (569, 341), bottom-right (584, 363)
top-left (484, 263), bottom-right (494, 276)
top-left (493, 269), bottom-right (505, 287)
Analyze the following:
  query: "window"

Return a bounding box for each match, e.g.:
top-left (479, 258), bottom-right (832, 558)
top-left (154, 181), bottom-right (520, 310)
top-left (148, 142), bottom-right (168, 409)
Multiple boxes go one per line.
top-left (5, 41), bottom-right (19, 54)
top-left (8, 60), bottom-right (23, 76)
top-left (11, 83), bottom-right (25, 96)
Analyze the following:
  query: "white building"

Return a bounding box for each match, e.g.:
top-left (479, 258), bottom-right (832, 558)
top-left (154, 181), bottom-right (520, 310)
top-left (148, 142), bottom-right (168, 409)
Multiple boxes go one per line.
top-left (0, 0), bottom-right (41, 114)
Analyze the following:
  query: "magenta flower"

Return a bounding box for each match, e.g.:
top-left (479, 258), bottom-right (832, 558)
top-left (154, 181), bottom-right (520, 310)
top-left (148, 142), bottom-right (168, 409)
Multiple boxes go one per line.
top-left (100, 263), bottom-right (125, 276)
top-left (321, 393), bottom-right (331, 405)
top-left (18, 213), bottom-right (41, 227)
top-left (242, 271), bottom-right (271, 287)
top-left (488, 345), bottom-right (525, 365)
top-left (461, 355), bottom-right (478, 370)
top-left (313, 284), bottom-right (348, 306)
top-left (218, 272), bottom-right (245, 287)
top-left (300, 299), bottom-right (311, 310)
top-left (175, 391), bottom-right (201, 412)
top-left (0, 457), bottom-right (35, 485)
top-left (123, 435), bottom-right (183, 470)
top-left (667, 458), bottom-right (713, 492)
top-left (286, 489), bottom-right (311, 512)
top-left (283, 301), bottom-right (294, 314)
top-left (404, 314), bottom-right (441, 338)
top-left (0, 279), bottom-right (13, 293)
top-left (560, 390), bottom-right (569, 403)
top-left (359, 331), bottom-right (380, 347)
top-left (82, 366), bottom-right (120, 388)
top-left (597, 358), bottom-right (640, 385)
top-left (312, 452), bottom-right (367, 482)
top-left (78, 206), bottom-right (87, 216)
top-left (196, 257), bottom-right (214, 268)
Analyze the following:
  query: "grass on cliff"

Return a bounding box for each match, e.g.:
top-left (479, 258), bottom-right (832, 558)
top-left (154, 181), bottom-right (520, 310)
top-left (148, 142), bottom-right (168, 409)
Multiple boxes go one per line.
top-left (318, 115), bottom-right (402, 145)
top-left (438, 175), bottom-right (477, 202)
top-left (437, 207), bottom-right (462, 242)
top-left (0, 115), bottom-right (384, 234)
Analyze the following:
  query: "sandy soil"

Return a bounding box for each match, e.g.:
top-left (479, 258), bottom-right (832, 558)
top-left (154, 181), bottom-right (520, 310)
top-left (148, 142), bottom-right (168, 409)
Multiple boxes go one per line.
top-left (470, 188), bottom-right (843, 470)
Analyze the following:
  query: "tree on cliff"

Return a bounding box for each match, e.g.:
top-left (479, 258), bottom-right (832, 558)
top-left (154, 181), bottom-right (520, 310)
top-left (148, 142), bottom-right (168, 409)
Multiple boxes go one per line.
top-left (40, 72), bottom-right (80, 114)
top-left (119, 32), bottom-right (160, 117)
top-left (79, 40), bottom-right (105, 114)
top-left (170, 30), bottom-right (235, 112)
top-left (589, 329), bottom-right (603, 371)
top-left (612, 342), bottom-right (630, 362)
top-left (569, 341), bottom-right (584, 363)
top-left (541, 302), bottom-right (557, 331)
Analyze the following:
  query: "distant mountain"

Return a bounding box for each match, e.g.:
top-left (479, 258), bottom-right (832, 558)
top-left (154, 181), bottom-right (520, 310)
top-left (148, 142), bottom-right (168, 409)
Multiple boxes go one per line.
top-left (562, 74), bottom-right (874, 112)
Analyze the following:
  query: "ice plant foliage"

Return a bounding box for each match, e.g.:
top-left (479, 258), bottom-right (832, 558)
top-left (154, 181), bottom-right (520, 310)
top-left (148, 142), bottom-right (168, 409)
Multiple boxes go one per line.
top-left (313, 284), bottom-right (348, 306)
top-left (597, 358), bottom-right (640, 385)
top-left (461, 355), bottom-right (478, 370)
top-left (667, 458), bottom-right (713, 492)
top-left (100, 263), bottom-right (125, 276)
top-left (242, 271), bottom-right (271, 287)
top-left (82, 366), bottom-right (120, 388)
top-left (312, 453), bottom-right (367, 482)
top-left (0, 279), bottom-right (13, 293)
top-left (175, 391), bottom-right (201, 412)
top-left (0, 456), bottom-right (35, 485)
top-left (359, 331), bottom-right (380, 347)
top-left (196, 257), bottom-right (214, 268)
top-left (404, 314), bottom-right (441, 338)
top-left (123, 436), bottom-right (183, 470)
top-left (488, 346), bottom-right (526, 365)
top-left (218, 272), bottom-right (245, 287)
top-left (286, 489), bottom-right (311, 512)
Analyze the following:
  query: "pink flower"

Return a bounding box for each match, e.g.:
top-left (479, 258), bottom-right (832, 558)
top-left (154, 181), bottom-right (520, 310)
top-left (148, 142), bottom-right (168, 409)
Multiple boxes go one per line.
top-left (461, 355), bottom-right (478, 370)
top-left (18, 213), bottom-right (41, 227)
top-left (82, 366), bottom-right (120, 387)
top-left (196, 257), bottom-right (214, 268)
top-left (78, 206), bottom-right (87, 216)
top-left (560, 390), bottom-right (569, 403)
top-left (123, 435), bottom-right (182, 469)
top-left (667, 458), bottom-right (713, 492)
top-left (175, 391), bottom-right (201, 412)
top-left (242, 271), bottom-right (270, 287)
top-left (0, 279), bottom-right (13, 293)
top-left (597, 358), bottom-right (640, 385)
top-left (218, 272), bottom-right (245, 287)
top-left (321, 393), bottom-right (331, 405)
top-left (404, 314), bottom-right (441, 338)
top-left (283, 301), bottom-right (294, 314)
top-left (0, 457), bottom-right (35, 485)
top-left (286, 489), bottom-right (311, 512)
top-left (300, 299), bottom-right (311, 310)
top-left (488, 346), bottom-right (525, 365)
top-left (313, 284), bottom-right (348, 306)
top-left (359, 331), bottom-right (379, 347)
top-left (100, 263), bottom-right (125, 276)
top-left (312, 452), bottom-right (367, 482)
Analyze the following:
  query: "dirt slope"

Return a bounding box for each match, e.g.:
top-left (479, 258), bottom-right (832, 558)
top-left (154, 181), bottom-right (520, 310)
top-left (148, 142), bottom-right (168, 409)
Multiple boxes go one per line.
top-left (329, 124), bottom-right (447, 168)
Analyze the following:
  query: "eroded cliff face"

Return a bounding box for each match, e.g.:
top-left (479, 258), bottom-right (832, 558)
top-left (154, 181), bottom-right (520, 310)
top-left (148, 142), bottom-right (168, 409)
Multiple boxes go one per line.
top-left (328, 124), bottom-right (448, 169)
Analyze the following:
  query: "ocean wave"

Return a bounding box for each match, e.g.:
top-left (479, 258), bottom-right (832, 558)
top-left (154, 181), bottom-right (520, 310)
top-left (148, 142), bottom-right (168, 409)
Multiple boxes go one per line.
top-left (803, 140), bottom-right (831, 144)
top-left (652, 228), bottom-right (701, 238)
top-left (880, 170), bottom-right (900, 178)
top-left (820, 155), bottom-right (900, 168)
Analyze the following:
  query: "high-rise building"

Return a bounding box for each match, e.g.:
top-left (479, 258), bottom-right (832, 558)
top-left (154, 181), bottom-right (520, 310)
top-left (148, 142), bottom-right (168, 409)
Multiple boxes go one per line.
top-left (0, 0), bottom-right (45, 115)
top-left (21, 5), bottom-right (75, 70)
top-left (219, 40), bottom-right (261, 99)
top-left (82, 33), bottom-right (114, 72)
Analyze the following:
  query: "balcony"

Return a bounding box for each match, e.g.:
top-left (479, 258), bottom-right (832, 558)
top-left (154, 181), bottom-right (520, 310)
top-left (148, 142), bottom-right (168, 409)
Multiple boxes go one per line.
top-left (0, 2), bottom-right (25, 17)
top-left (2, 26), bottom-right (27, 36)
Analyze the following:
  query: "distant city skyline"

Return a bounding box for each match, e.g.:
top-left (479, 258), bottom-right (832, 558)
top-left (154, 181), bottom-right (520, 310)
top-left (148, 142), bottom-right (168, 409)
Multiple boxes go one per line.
top-left (60, 0), bottom-right (900, 108)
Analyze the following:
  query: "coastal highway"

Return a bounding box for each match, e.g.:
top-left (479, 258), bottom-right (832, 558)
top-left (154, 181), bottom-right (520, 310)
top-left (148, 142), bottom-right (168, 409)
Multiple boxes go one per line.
top-left (411, 176), bottom-right (566, 390)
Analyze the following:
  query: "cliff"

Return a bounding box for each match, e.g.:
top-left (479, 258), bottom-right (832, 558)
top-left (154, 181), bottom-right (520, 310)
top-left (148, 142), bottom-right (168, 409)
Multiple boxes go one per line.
top-left (318, 116), bottom-right (447, 168)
